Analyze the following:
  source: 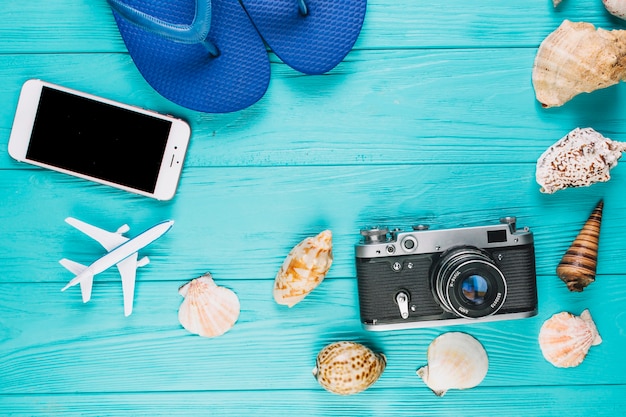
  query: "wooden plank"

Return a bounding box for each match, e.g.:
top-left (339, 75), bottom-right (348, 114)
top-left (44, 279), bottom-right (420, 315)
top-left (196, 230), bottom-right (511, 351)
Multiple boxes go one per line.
top-left (0, 0), bottom-right (619, 53)
top-left (1, 274), bottom-right (624, 394)
top-left (1, 386), bottom-right (625, 416)
top-left (1, 52), bottom-right (626, 168)
top-left (0, 165), bottom-right (621, 282)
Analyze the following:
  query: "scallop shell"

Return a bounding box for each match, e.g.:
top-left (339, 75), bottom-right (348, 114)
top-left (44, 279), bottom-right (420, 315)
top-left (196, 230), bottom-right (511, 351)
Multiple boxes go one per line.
top-left (273, 230), bottom-right (333, 307)
top-left (557, 200), bottom-right (603, 292)
top-left (603, 0), bottom-right (626, 20)
top-left (312, 341), bottom-right (386, 395)
top-left (532, 20), bottom-right (626, 108)
top-left (178, 272), bottom-right (240, 338)
top-left (536, 128), bottom-right (626, 194)
top-left (538, 309), bottom-right (602, 368)
top-left (416, 332), bottom-right (488, 397)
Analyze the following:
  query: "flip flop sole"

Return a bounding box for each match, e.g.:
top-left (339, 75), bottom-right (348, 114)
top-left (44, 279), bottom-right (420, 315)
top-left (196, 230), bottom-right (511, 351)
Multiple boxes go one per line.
top-left (240, 0), bottom-right (366, 75)
top-left (111, 0), bottom-right (271, 113)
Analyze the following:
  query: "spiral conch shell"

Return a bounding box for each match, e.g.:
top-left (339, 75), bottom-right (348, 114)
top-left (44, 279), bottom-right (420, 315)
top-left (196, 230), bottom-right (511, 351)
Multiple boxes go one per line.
top-left (557, 200), bottom-right (603, 292)
top-left (539, 309), bottom-right (602, 368)
top-left (536, 128), bottom-right (626, 194)
top-left (312, 341), bottom-right (386, 395)
top-left (416, 332), bottom-right (488, 397)
top-left (532, 20), bottom-right (626, 108)
top-left (178, 272), bottom-right (240, 337)
top-left (273, 230), bottom-right (333, 307)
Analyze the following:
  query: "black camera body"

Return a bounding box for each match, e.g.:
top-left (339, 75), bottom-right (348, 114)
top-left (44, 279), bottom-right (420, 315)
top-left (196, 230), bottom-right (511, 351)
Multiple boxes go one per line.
top-left (355, 217), bottom-right (537, 331)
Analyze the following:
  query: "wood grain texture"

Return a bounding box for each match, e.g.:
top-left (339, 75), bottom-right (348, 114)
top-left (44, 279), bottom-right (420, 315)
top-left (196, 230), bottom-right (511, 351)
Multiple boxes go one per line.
top-left (1, 0), bottom-right (625, 415)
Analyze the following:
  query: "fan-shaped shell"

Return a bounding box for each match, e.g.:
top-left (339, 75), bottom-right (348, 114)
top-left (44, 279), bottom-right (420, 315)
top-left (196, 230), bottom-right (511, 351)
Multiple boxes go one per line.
top-left (532, 20), bottom-right (626, 108)
top-left (557, 200), bottom-right (603, 292)
top-left (273, 230), bottom-right (333, 307)
top-left (538, 309), bottom-right (602, 368)
top-left (416, 332), bottom-right (488, 397)
top-left (536, 128), bottom-right (626, 194)
top-left (178, 272), bottom-right (240, 338)
top-left (312, 341), bottom-right (386, 395)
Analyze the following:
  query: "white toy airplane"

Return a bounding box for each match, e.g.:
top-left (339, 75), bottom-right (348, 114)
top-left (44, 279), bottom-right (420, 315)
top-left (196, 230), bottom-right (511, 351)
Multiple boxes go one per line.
top-left (60, 217), bottom-right (174, 316)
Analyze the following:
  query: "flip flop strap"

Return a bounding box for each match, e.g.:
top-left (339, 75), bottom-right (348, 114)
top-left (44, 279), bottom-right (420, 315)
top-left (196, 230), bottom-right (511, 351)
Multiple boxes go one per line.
top-left (107, 0), bottom-right (213, 45)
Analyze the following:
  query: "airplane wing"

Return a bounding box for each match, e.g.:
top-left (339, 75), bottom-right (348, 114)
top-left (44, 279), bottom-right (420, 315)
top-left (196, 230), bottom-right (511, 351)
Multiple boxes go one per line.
top-left (65, 217), bottom-right (128, 252)
top-left (116, 253), bottom-right (138, 317)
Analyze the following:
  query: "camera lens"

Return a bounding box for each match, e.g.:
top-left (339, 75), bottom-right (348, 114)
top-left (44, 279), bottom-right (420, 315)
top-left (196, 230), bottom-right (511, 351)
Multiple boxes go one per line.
top-left (431, 247), bottom-right (507, 319)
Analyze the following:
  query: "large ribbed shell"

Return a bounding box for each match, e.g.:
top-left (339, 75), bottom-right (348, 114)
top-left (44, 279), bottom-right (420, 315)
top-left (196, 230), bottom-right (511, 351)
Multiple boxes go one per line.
top-left (557, 200), bottom-right (603, 292)
top-left (178, 272), bottom-right (240, 338)
top-left (312, 341), bottom-right (386, 395)
top-left (532, 20), bottom-right (626, 108)
top-left (416, 332), bottom-right (488, 397)
top-left (538, 309), bottom-right (602, 368)
top-left (273, 230), bottom-right (333, 307)
top-left (536, 128), bottom-right (626, 194)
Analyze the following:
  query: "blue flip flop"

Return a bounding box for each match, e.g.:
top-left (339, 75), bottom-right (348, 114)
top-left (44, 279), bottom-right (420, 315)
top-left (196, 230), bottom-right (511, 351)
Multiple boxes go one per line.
top-left (107, 0), bottom-right (271, 113)
top-left (239, 0), bottom-right (367, 75)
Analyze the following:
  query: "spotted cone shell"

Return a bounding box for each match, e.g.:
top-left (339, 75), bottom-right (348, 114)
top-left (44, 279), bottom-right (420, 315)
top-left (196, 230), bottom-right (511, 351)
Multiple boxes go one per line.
top-left (416, 332), bottom-right (488, 397)
top-left (536, 128), bottom-right (626, 194)
top-left (557, 200), bottom-right (603, 292)
top-left (273, 230), bottom-right (333, 307)
top-left (539, 309), bottom-right (602, 368)
top-left (178, 272), bottom-right (240, 338)
top-left (312, 341), bottom-right (386, 395)
top-left (532, 20), bottom-right (626, 108)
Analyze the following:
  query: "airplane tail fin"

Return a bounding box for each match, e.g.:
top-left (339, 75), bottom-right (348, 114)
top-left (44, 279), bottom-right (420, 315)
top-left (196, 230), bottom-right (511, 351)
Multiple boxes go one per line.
top-left (59, 259), bottom-right (93, 303)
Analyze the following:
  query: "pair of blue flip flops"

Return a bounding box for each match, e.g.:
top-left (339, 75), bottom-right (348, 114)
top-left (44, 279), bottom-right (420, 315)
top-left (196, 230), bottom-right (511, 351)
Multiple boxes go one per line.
top-left (107, 0), bottom-right (367, 113)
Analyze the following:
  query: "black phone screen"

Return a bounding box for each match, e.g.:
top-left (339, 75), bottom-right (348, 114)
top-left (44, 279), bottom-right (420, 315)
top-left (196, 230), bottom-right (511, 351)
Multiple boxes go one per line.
top-left (25, 87), bottom-right (172, 193)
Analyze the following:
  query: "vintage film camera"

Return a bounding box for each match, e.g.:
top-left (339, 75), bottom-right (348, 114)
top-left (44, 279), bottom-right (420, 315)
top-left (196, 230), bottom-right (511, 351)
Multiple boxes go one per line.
top-left (355, 217), bottom-right (537, 330)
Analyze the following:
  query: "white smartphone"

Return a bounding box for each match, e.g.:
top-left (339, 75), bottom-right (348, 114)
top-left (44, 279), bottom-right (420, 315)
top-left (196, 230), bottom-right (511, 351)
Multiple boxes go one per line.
top-left (8, 79), bottom-right (191, 200)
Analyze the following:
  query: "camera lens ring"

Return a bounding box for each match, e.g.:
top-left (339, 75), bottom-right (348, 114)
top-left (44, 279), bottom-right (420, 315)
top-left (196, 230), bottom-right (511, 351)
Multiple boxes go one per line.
top-left (432, 247), bottom-right (508, 319)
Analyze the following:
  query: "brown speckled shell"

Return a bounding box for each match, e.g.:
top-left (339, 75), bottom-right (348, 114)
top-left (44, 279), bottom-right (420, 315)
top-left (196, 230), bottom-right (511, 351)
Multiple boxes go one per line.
top-left (557, 200), bottom-right (603, 292)
top-left (312, 341), bottom-right (386, 395)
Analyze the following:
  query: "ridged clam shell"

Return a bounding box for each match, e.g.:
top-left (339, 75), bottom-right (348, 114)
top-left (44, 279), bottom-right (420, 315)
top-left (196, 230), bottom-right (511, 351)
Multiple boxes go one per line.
top-left (532, 20), bottom-right (626, 108)
top-left (416, 332), bottom-right (488, 397)
top-left (557, 200), bottom-right (603, 292)
top-left (536, 128), bottom-right (626, 194)
top-left (273, 230), bottom-right (333, 307)
top-left (539, 309), bottom-right (602, 368)
top-left (312, 341), bottom-right (386, 395)
top-left (178, 272), bottom-right (240, 338)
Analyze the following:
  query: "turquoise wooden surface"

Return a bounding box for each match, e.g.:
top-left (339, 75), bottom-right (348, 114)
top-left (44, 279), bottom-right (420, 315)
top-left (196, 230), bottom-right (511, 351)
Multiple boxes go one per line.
top-left (2, 0), bottom-right (626, 415)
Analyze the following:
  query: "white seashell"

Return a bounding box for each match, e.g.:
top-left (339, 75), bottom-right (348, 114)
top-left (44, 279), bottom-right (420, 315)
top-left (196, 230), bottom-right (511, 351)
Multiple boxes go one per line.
top-left (538, 309), bottom-right (602, 368)
top-left (273, 230), bottom-right (333, 307)
top-left (178, 272), bottom-right (240, 338)
top-left (603, 0), bottom-right (626, 20)
top-left (536, 128), bottom-right (626, 194)
top-left (312, 341), bottom-right (386, 395)
top-left (532, 20), bottom-right (626, 108)
top-left (416, 332), bottom-right (488, 397)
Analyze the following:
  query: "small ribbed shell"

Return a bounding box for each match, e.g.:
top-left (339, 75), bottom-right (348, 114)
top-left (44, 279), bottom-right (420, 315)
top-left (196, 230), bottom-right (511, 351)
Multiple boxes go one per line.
top-left (557, 200), bottom-right (603, 292)
top-left (273, 230), bottom-right (333, 307)
top-left (312, 341), bottom-right (386, 395)
top-left (539, 309), bottom-right (602, 368)
top-left (532, 20), bottom-right (626, 108)
top-left (536, 128), bottom-right (626, 194)
top-left (178, 272), bottom-right (240, 338)
top-left (416, 332), bottom-right (488, 397)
